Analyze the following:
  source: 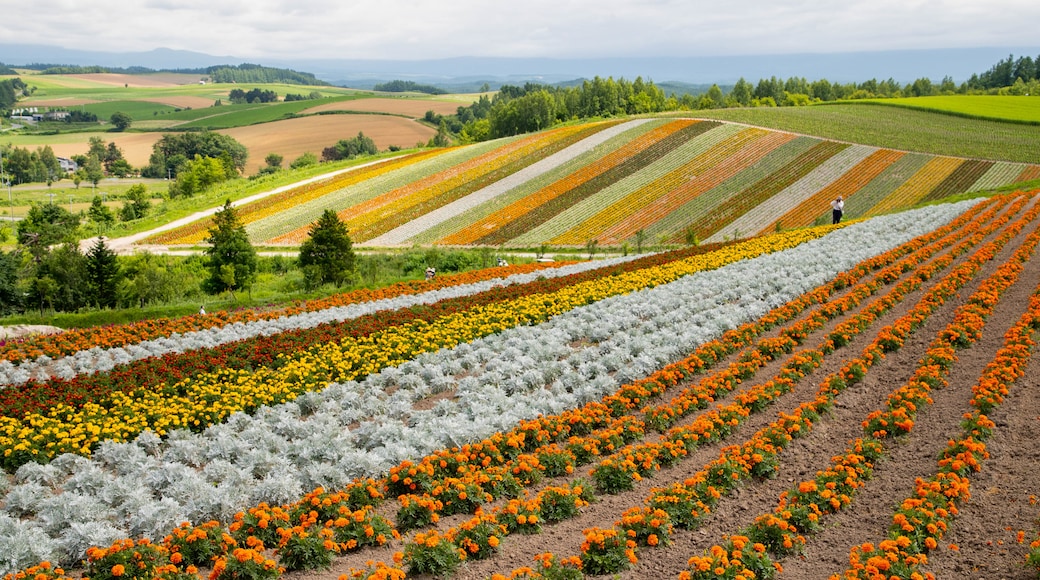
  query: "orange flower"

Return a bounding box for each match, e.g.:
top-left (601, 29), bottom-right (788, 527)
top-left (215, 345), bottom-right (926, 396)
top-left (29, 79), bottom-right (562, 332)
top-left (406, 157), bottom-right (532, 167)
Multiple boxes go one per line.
top-left (110, 565), bottom-right (124, 577)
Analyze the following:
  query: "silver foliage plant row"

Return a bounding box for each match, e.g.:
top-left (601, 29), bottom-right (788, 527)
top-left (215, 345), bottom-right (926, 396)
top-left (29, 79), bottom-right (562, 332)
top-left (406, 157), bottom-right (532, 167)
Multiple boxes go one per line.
top-left (0, 255), bottom-right (648, 386)
top-left (0, 200), bottom-right (980, 571)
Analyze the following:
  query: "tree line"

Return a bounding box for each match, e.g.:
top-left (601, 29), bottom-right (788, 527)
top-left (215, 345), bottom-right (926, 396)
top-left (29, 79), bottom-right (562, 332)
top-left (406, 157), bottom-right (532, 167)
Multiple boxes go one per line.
top-left (207, 64), bottom-right (324, 86)
top-left (0, 198), bottom-right (504, 317)
top-left (372, 80), bottom-right (449, 95)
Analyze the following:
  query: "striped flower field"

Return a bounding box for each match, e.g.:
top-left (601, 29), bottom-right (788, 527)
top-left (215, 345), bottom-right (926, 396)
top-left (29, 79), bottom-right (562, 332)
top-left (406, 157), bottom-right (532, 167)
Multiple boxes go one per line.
top-left (148, 118), bottom-right (1040, 251)
top-left (6, 191), bottom-right (1040, 580)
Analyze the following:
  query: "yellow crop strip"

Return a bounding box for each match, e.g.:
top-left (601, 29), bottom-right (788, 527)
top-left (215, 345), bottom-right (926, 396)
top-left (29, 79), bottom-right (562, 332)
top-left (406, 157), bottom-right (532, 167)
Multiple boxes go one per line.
top-left (563, 128), bottom-right (769, 246)
top-left (865, 156), bottom-right (964, 217)
top-left (438, 120), bottom-right (697, 246)
top-left (155, 149), bottom-right (450, 245)
top-left (0, 225), bottom-right (842, 465)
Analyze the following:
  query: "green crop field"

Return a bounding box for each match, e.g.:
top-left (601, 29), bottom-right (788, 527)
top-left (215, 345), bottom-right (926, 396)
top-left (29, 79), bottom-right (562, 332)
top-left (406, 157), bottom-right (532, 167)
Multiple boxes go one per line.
top-left (861, 95), bottom-right (1040, 124)
top-left (688, 104), bottom-right (1040, 164)
top-left (81, 100), bottom-right (179, 119)
top-left (169, 96), bottom-right (371, 129)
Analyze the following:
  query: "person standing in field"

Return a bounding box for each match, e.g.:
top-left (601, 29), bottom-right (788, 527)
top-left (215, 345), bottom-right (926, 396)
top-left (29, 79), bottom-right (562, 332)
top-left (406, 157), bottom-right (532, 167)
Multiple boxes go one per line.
top-left (831, 195), bottom-right (844, 224)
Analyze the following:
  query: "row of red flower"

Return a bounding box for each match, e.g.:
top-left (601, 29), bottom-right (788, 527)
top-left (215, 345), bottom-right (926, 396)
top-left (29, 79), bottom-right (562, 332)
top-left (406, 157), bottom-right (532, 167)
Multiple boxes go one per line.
top-left (0, 261), bottom-right (566, 365)
top-left (0, 240), bottom-right (741, 422)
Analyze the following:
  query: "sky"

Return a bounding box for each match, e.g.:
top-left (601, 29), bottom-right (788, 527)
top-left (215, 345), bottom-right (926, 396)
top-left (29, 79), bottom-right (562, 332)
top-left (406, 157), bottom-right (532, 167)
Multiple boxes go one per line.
top-left (5, 0), bottom-right (1040, 61)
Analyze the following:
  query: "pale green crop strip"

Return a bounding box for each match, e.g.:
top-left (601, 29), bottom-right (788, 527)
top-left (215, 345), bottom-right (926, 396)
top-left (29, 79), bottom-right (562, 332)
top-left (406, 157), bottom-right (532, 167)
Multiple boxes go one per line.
top-left (841, 152), bottom-right (932, 219)
top-left (643, 135), bottom-right (820, 240)
top-left (509, 124), bottom-right (745, 246)
top-left (245, 138), bottom-right (516, 242)
top-left (969, 161), bottom-right (1032, 192)
top-left (405, 120), bottom-right (673, 245)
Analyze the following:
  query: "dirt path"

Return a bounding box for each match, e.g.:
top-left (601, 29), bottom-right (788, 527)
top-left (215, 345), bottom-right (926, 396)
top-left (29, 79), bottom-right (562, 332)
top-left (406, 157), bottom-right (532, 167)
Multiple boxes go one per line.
top-left (78, 158), bottom-right (401, 255)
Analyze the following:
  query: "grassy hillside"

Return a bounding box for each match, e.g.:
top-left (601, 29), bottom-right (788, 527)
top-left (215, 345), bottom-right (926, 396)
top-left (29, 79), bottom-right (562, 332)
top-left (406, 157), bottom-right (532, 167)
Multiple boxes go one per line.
top-left (686, 103), bottom-right (1040, 164)
top-left (148, 117), bottom-right (1040, 250)
top-left (861, 95), bottom-right (1040, 124)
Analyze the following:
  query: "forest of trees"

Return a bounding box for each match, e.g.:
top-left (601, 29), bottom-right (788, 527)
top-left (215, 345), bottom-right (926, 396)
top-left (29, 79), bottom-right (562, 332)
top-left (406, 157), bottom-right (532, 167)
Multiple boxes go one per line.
top-left (141, 132), bottom-right (248, 179)
top-left (372, 80), bottom-right (449, 95)
top-left (228, 88), bottom-right (279, 104)
top-left (207, 64), bottom-right (323, 85)
top-left (963, 54), bottom-right (1040, 90)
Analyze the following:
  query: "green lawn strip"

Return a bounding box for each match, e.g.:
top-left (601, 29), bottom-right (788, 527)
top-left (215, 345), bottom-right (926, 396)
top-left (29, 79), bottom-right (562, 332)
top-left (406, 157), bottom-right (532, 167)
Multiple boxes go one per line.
top-left (243, 139), bottom-right (517, 242)
top-left (474, 121), bottom-right (722, 246)
top-left (167, 96), bottom-right (366, 129)
top-left (407, 120), bottom-right (672, 245)
top-left (348, 122), bottom-right (624, 242)
top-left (81, 100), bottom-right (179, 119)
top-left (865, 95), bottom-right (1040, 124)
top-left (920, 159), bottom-right (995, 204)
top-left (509, 123), bottom-right (745, 246)
top-left (841, 153), bottom-right (933, 219)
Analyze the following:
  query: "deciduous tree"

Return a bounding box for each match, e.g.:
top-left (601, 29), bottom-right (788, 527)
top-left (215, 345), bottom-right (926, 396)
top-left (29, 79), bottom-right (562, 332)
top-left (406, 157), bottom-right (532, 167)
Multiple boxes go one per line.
top-left (109, 111), bottom-right (132, 131)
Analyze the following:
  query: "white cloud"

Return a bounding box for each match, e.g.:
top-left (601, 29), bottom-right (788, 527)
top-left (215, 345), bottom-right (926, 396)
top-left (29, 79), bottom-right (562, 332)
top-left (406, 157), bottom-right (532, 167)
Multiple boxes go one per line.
top-left (3, 0), bottom-right (1040, 60)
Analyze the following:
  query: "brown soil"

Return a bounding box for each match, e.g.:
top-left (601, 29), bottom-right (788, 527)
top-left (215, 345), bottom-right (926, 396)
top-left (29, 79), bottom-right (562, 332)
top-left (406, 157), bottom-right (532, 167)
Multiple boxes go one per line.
top-left (279, 196), bottom-right (1040, 580)
top-left (44, 133), bottom-right (162, 169)
top-left (302, 98), bottom-right (462, 118)
top-left (17, 97), bottom-right (101, 107)
top-left (31, 113), bottom-right (433, 176)
top-left (219, 115), bottom-right (436, 175)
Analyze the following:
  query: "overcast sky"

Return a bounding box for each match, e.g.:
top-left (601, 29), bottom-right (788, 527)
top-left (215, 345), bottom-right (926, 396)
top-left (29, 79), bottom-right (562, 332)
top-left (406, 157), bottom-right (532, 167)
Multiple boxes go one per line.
top-left (5, 0), bottom-right (1040, 61)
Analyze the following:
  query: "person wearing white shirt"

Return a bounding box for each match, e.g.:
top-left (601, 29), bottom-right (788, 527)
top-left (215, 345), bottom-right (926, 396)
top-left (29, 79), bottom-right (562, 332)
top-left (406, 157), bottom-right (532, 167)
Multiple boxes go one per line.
top-left (831, 196), bottom-right (845, 224)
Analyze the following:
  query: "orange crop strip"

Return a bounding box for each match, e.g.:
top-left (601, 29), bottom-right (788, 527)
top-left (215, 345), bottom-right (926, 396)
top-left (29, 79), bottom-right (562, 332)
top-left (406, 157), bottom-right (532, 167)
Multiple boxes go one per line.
top-left (586, 127), bottom-right (773, 245)
top-left (150, 150), bottom-right (447, 245)
top-left (437, 120), bottom-right (697, 246)
top-left (340, 126), bottom-right (588, 223)
top-left (759, 148), bottom-right (905, 235)
top-left (865, 156), bottom-right (965, 218)
top-left (269, 125), bottom-right (593, 245)
top-left (552, 128), bottom-right (769, 246)
top-left (1016, 165), bottom-right (1040, 183)
top-left (601, 131), bottom-right (797, 244)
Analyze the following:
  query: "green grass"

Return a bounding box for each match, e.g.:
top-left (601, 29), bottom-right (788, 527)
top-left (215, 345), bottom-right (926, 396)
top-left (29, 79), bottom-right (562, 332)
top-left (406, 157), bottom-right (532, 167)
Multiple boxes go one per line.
top-left (684, 104), bottom-right (1040, 164)
top-left (170, 97), bottom-right (370, 130)
top-left (860, 95), bottom-right (1040, 124)
top-left (95, 149), bottom-right (433, 238)
top-left (81, 100), bottom-right (179, 119)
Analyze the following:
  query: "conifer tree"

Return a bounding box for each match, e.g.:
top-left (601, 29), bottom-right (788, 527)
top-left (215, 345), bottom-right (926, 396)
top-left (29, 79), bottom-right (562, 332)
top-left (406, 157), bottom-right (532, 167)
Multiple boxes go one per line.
top-left (202, 199), bottom-right (257, 299)
top-left (85, 236), bottom-right (120, 308)
top-left (299, 209), bottom-right (356, 288)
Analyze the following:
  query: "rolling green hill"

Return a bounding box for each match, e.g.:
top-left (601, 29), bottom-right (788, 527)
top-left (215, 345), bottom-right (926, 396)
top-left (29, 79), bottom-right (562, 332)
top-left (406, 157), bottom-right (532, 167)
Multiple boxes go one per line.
top-left (149, 116), bottom-right (1040, 250)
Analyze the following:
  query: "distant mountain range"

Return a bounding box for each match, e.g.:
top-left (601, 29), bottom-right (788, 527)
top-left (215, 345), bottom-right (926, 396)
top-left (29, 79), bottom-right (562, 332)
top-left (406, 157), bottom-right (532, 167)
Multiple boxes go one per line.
top-left (3, 43), bottom-right (1039, 88)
